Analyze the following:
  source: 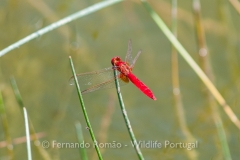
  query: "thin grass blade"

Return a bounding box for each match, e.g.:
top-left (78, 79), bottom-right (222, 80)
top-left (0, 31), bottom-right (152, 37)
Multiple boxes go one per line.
top-left (228, 0), bottom-right (240, 14)
top-left (69, 56), bottom-right (103, 160)
top-left (0, 91), bottom-right (14, 159)
top-left (170, 0), bottom-right (198, 159)
top-left (75, 121), bottom-right (88, 160)
top-left (23, 107), bottom-right (32, 160)
top-left (113, 68), bottom-right (144, 160)
top-left (10, 77), bottom-right (24, 108)
top-left (0, 0), bottom-right (123, 57)
top-left (10, 77), bottom-right (52, 160)
top-left (192, 0), bottom-right (232, 159)
top-left (141, 0), bottom-right (240, 130)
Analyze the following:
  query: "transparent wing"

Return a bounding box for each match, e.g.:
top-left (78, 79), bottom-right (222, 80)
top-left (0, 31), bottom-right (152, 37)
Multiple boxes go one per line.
top-left (131, 50), bottom-right (141, 68)
top-left (125, 39), bottom-right (133, 65)
top-left (125, 39), bottom-right (142, 68)
top-left (69, 67), bottom-right (128, 94)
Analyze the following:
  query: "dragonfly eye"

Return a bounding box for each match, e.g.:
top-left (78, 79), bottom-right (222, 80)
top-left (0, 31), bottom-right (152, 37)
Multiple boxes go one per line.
top-left (111, 56), bottom-right (121, 66)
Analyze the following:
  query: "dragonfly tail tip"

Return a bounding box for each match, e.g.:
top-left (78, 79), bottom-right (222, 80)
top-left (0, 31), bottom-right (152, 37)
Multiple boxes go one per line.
top-left (152, 96), bottom-right (157, 101)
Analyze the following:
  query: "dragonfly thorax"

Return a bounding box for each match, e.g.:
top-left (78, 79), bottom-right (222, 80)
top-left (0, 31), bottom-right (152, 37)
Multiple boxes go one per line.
top-left (111, 56), bottom-right (132, 76)
top-left (119, 63), bottom-right (131, 75)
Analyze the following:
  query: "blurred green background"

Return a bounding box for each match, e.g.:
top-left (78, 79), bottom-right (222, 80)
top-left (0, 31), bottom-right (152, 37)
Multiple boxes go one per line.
top-left (0, 0), bottom-right (240, 159)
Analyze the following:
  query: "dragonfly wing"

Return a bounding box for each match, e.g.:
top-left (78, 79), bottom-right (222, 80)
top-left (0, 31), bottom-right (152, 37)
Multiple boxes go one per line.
top-left (131, 50), bottom-right (142, 68)
top-left (125, 40), bottom-right (142, 68)
top-left (81, 78), bottom-right (115, 94)
top-left (125, 39), bottom-right (133, 65)
top-left (69, 67), bottom-right (128, 94)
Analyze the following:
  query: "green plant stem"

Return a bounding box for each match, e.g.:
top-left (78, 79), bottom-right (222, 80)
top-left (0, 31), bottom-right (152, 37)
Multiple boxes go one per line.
top-left (141, 0), bottom-right (240, 130)
top-left (171, 0), bottom-right (188, 138)
top-left (69, 56), bottom-right (102, 160)
top-left (0, 92), bottom-right (14, 160)
top-left (192, 0), bottom-right (232, 159)
top-left (218, 0), bottom-right (240, 92)
top-left (75, 122), bottom-right (88, 160)
top-left (0, 0), bottom-right (123, 57)
top-left (10, 77), bottom-right (52, 160)
top-left (91, 94), bottom-right (115, 160)
top-left (113, 69), bottom-right (144, 160)
top-left (228, 0), bottom-right (240, 14)
top-left (171, 1), bottom-right (198, 159)
top-left (23, 107), bottom-right (32, 160)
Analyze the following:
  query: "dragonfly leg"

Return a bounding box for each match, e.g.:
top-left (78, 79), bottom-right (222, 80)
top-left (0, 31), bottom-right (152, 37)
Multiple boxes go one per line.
top-left (112, 66), bottom-right (118, 69)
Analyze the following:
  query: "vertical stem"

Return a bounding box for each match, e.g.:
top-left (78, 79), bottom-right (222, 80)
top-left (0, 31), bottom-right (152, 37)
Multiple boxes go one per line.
top-left (192, 0), bottom-right (232, 159)
top-left (141, 1), bottom-right (240, 130)
top-left (171, 0), bottom-right (188, 137)
top-left (69, 56), bottom-right (103, 160)
top-left (75, 122), bottom-right (88, 160)
top-left (91, 94), bottom-right (115, 160)
top-left (23, 107), bottom-right (32, 160)
top-left (113, 69), bottom-right (144, 160)
top-left (0, 92), bottom-right (14, 160)
top-left (171, 0), bottom-right (198, 159)
top-left (218, 0), bottom-right (240, 93)
top-left (10, 77), bottom-right (52, 160)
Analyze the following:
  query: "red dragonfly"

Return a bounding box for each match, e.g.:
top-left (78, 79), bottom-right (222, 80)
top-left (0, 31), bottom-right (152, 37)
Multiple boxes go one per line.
top-left (69, 40), bottom-right (156, 100)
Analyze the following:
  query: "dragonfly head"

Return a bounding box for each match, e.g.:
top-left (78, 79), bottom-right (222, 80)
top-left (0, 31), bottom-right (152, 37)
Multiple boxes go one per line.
top-left (111, 56), bottom-right (122, 66)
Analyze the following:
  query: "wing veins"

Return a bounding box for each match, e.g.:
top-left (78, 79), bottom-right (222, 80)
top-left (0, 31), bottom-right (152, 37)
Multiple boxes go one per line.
top-left (81, 78), bottom-right (116, 94)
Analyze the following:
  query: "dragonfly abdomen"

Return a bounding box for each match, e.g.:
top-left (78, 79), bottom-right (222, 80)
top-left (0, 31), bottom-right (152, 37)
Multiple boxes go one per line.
top-left (127, 73), bottom-right (157, 100)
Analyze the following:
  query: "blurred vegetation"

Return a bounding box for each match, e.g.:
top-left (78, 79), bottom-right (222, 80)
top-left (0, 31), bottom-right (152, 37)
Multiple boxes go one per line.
top-left (0, 0), bottom-right (240, 159)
